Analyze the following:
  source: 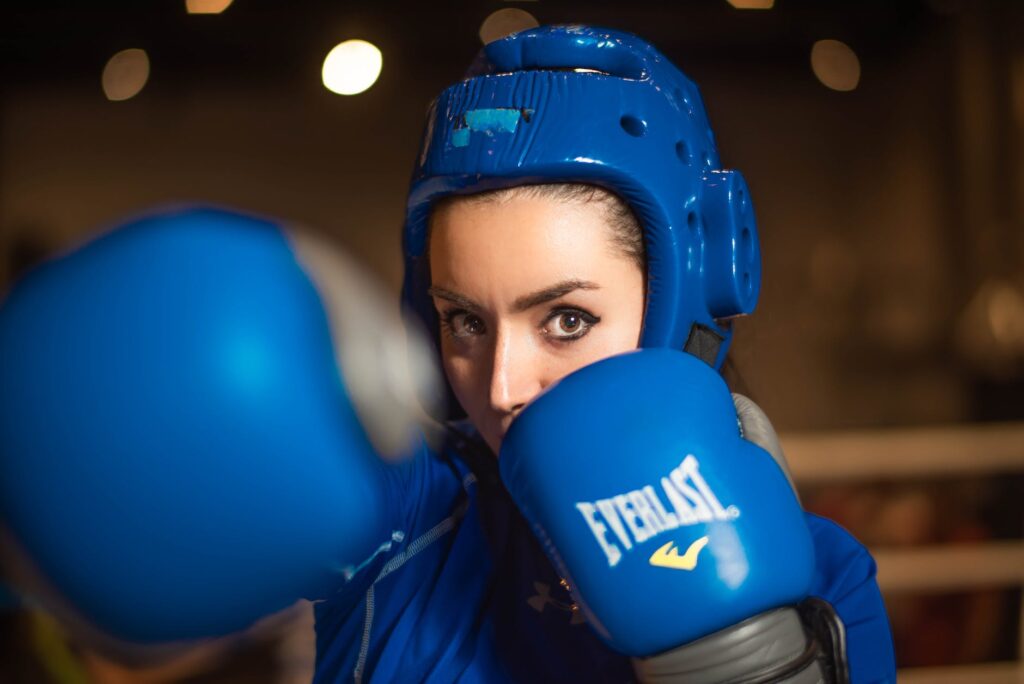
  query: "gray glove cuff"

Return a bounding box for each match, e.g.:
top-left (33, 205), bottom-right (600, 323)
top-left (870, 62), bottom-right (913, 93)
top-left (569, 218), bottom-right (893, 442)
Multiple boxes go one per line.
top-left (732, 393), bottom-right (799, 501)
top-left (632, 599), bottom-right (849, 684)
top-left (632, 607), bottom-right (818, 684)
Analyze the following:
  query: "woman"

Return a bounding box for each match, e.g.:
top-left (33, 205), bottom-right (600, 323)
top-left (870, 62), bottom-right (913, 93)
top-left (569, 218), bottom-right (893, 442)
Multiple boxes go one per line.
top-left (313, 25), bottom-right (895, 683)
top-left (0, 25), bottom-right (895, 684)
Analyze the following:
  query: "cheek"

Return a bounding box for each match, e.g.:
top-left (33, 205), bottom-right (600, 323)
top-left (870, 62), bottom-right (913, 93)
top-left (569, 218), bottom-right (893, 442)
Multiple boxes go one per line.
top-left (560, 333), bottom-right (637, 379)
top-left (606, 301), bottom-right (645, 350)
top-left (585, 284), bottom-right (645, 356)
top-left (439, 339), bottom-right (485, 414)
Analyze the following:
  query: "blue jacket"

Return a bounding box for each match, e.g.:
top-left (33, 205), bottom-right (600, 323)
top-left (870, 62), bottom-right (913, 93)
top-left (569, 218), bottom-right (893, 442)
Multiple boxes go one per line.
top-left (312, 427), bottom-right (896, 683)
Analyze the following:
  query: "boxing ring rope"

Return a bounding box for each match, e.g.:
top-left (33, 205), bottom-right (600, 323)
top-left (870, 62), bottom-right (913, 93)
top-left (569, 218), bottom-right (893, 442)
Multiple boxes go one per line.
top-left (784, 422), bottom-right (1024, 684)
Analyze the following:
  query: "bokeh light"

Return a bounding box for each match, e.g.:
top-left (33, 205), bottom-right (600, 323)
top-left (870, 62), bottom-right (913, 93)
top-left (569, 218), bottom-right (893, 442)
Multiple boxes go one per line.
top-left (321, 40), bottom-right (383, 96)
top-left (810, 39), bottom-right (861, 92)
top-left (479, 9), bottom-right (539, 45)
top-left (101, 49), bottom-right (150, 102)
top-left (727, 0), bottom-right (775, 9)
top-left (955, 278), bottom-right (1024, 378)
top-left (185, 0), bottom-right (234, 14)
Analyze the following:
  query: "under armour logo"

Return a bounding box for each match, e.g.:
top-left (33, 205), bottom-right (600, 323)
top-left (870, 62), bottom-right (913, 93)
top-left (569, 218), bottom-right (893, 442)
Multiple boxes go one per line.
top-left (527, 581), bottom-right (585, 625)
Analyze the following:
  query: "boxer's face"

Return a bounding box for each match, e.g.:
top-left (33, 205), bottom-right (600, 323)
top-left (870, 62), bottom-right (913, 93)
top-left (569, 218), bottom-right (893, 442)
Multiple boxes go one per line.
top-left (429, 192), bottom-right (645, 455)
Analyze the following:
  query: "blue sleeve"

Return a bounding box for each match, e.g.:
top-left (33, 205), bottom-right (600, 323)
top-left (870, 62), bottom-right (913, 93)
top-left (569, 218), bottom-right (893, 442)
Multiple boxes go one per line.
top-left (312, 433), bottom-right (465, 610)
top-left (805, 512), bottom-right (896, 684)
top-left (310, 434), bottom-right (470, 682)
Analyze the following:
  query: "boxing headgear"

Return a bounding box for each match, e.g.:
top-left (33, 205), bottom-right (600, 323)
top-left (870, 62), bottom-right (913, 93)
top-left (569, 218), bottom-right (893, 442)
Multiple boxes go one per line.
top-left (402, 25), bottom-right (761, 416)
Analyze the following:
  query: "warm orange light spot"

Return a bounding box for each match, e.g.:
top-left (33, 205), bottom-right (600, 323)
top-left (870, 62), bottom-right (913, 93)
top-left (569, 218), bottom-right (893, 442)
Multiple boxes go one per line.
top-left (811, 39), bottom-right (861, 92)
top-left (727, 0), bottom-right (775, 9)
top-left (479, 9), bottom-right (539, 45)
top-left (102, 49), bottom-right (150, 102)
top-left (185, 0), bottom-right (234, 14)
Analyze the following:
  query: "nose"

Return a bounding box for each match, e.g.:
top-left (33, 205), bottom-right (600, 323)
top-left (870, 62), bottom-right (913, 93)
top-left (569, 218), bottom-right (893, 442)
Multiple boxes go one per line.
top-left (489, 325), bottom-right (545, 416)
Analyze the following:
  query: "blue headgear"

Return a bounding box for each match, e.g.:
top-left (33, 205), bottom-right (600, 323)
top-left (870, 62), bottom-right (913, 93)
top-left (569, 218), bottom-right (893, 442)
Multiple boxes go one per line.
top-left (402, 25), bottom-right (761, 416)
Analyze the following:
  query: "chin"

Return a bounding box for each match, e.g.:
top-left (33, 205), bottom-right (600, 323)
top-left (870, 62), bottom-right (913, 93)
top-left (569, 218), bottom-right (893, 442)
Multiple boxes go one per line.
top-left (483, 431), bottom-right (503, 458)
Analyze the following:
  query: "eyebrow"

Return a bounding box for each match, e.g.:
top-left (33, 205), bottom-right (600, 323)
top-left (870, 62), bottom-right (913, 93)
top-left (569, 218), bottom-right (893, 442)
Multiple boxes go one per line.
top-left (426, 286), bottom-right (478, 311)
top-left (427, 279), bottom-right (599, 314)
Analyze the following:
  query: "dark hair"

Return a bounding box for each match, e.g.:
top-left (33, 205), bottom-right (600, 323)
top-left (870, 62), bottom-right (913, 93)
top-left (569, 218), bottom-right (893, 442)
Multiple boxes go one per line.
top-left (429, 183), bottom-right (645, 274)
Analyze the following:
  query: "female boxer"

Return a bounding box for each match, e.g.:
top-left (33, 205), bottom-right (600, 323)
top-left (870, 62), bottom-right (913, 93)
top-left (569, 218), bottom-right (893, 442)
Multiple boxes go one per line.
top-left (317, 25), bottom-right (896, 683)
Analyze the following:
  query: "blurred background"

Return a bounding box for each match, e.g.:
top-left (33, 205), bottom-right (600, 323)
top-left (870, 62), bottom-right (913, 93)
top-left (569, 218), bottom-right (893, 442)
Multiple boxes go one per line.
top-left (2, 0), bottom-right (1022, 682)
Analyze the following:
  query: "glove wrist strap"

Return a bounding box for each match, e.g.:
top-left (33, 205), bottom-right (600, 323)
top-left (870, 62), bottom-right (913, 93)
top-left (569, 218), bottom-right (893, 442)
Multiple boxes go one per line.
top-left (632, 600), bottom-right (849, 684)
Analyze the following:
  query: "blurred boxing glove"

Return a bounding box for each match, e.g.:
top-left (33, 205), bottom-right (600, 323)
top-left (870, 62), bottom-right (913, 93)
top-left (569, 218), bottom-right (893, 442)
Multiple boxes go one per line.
top-left (500, 349), bottom-right (843, 681)
top-left (0, 206), bottom-right (439, 643)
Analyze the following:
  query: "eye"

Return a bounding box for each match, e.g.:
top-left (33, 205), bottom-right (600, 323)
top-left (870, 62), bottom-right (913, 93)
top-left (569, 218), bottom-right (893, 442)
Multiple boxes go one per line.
top-left (441, 310), bottom-right (486, 338)
top-left (543, 308), bottom-right (599, 341)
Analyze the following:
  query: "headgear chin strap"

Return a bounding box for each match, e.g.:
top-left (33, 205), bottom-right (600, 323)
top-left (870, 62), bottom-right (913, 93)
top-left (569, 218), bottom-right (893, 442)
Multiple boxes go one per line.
top-left (403, 25), bottom-right (761, 417)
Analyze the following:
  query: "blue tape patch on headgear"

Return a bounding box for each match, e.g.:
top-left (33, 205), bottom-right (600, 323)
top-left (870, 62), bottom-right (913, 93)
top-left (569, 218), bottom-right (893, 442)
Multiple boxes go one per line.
top-left (452, 108), bottom-right (528, 147)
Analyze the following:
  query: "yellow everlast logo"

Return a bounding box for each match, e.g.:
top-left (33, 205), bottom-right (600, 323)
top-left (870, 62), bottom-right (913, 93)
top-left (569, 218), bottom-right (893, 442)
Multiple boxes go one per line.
top-left (649, 536), bottom-right (709, 571)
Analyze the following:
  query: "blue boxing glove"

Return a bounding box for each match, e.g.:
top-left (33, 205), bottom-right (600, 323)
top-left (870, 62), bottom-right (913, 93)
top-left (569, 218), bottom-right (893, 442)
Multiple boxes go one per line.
top-left (0, 206), bottom-right (438, 643)
top-left (500, 349), bottom-right (838, 681)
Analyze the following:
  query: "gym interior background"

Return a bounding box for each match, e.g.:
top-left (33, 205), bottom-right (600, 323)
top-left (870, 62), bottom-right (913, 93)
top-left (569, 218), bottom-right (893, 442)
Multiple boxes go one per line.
top-left (2, 1), bottom-right (1023, 682)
